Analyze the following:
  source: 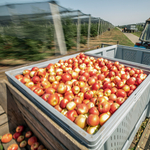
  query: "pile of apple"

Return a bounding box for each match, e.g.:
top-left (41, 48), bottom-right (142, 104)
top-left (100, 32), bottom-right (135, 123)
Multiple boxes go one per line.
top-left (0, 125), bottom-right (47, 150)
top-left (15, 53), bottom-right (147, 135)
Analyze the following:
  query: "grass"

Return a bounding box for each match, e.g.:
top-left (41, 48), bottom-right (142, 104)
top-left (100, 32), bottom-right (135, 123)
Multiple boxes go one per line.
top-left (132, 31), bottom-right (142, 38)
top-left (97, 27), bottom-right (134, 47)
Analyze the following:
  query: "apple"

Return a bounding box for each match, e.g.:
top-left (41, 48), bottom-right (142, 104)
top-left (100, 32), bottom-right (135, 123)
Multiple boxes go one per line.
top-left (16, 125), bottom-right (24, 133)
top-left (109, 94), bottom-right (117, 101)
top-left (45, 87), bottom-right (55, 94)
top-left (21, 77), bottom-right (31, 84)
top-left (60, 99), bottom-right (69, 109)
top-left (37, 145), bottom-right (45, 150)
top-left (20, 140), bottom-right (27, 148)
top-left (88, 77), bottom-right (96, 85)
top-left (76, 104), bottom-right (88, 115)
top-left (13, 132), bottom-right (21, 139)
top-left (33, 88), bottom-right (44, 96)
top-left (74, 115), bottom-right (87, 129)
top-left (47, 93), bottom-right (60, 106)
top-left (122, 84), bottom-right (130, 92)
top-left (127, 77), bottom-right (136, 85)
top-left (88, 107), bottom-right (99, 115)
top-left (41, 80), bottom-right (51, 90)
top-left (99, 113), bottom-right (110, 126)
top-left (86, 125), bottom-right (100, 134)
top-left (116, 97), bottom-right (125, 105)
top-left (92, 83), bottom-right (100, 90)
top-left (23, 69), bottom-right (31, 76)
top-left (87, 114), bottom-right (99, 126)
top-left (62, 73), bottom-right (72, 82)
top-left (25, 131), bottom-right (32, 138)
top-left (96, 97), bottom-right (106, 105)
top-left (103, 88), bottom-right (111, 97)
top-left (57, 83), bottom-right (67, 94)
top-left (28, 136), bottom-right (38, 146)
top-left (17, 135), bottom-right (24, 142)
top-left (32, 76), bottom-right (40, 84)
top-left (72, 86), bottom-right (80, 95)
top-left (65, 110), bottom-right (78, 122)
top-left (116, 89), bottom-right (127, 98)
top-left (110, 103), bottom-right (120, 114)
top-left (84, 90), bottom-right (94, 99)
top-left (86, 102), bottom-right (95, 110)
top-left (64, 93), bottom-right (74, 101)
top-left (31, 142), bottom-right (40, 150)
top-left (98, 101), bottom-right (110, 113)
top-left (15, 74), bottom-right (23, 81)
top-left (66, 101), bottom-right (76, 111)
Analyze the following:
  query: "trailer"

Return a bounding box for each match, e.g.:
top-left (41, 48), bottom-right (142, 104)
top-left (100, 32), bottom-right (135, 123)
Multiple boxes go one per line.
top-left (123, 25), bottom-right (138, 33)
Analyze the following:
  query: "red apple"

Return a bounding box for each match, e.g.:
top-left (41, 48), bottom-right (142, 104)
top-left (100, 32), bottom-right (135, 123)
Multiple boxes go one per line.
top-left (98, 101), bottom-right (110, 113)
top-left (88, 107), bottom-right (99, 115)
top-left (17, 135), bottom-right (24, 142)
top-left (57, 83), bottom-right (67, 94)
top-left (116, 97), bottom-right (125, 105)
top-left (13, 132), bottom-right (21, 139)
top-left (20, 140), bottom-right (27, 148)
top-left (47, 93), bottom-right (60, 106)
top-left (33, 88), bottom-right (44, 96)
top-left (116, 89), bottom-right (127, 98)
top-left (28, 136), bottom-right (38, 146)
top-left (76, 104), bottom-right (88, 115)
top-left (31, 142), bottom-right (39, 150)
top-left (25, 131), bottom-right (32, 138)
top-left (65, 110), bottom-right (78, 122)
top-left (16, 125), bottom-right (24, 133)
top-left (87, 114), bottom-right (99, 126)
top-left (110, 103), bottom-right (120, 114)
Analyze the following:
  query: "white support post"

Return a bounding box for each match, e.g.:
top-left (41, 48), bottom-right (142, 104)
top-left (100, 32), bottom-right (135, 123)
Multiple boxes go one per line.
top-left (50, 3), bottom-right (67, 55)
top-left (77, 11), bottom-right (81, 51)
top-left (87, 15), bottom-right (91, 49)
top-left (97, 18), bottom-right (100, 39)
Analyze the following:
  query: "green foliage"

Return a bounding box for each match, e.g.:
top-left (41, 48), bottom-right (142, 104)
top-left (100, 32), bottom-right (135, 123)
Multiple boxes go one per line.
top-left (62, 18), bottom-right (76, 50)
top-left (81, 23), bottom-right (88, 36)
top-left (0, 20), bottom-right (55, 61)
top-left (80, 36), bottom-right (87, 45)
top-left (90, 23), bottom-right (98, 37)
top-left (136, 25), bottom-right (144, 32)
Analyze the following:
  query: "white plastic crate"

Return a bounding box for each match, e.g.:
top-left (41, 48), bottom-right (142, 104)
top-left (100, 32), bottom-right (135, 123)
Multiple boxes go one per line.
top-left (5, 53), bottom-right (150, 150)
top-left (85, 45), bottom-right (150, 66)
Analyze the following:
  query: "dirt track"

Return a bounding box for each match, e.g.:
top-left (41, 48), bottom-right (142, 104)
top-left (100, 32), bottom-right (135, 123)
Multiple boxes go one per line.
top-left (117, 27), bottom-right (140, 44)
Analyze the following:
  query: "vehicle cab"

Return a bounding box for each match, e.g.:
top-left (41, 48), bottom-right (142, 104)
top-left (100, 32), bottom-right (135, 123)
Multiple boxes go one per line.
top-left (134, 18), bottom-right (150, 49)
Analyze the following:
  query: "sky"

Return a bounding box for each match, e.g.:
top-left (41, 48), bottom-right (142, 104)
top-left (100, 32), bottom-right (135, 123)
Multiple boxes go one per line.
top-left (57, 0), bottom-right (150, 26)
top-left (0, 0), bottom-right (149, 26)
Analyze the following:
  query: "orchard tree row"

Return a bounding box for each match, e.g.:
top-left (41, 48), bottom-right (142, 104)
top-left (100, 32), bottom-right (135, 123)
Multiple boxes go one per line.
top-left (0, 17), bottom-right (113, 61)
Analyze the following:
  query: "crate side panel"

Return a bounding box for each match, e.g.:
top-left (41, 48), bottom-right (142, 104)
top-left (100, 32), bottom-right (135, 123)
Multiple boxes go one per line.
top-left (106, 49), bottom-right (115, 58)
top-left (122, 104), bottom-right (148, 150)
top-left (142, 52), bottom-right (150, 65)
top-left (122, 49), bottom-right (137, 62)
top-left (103, 82), bottom-right (150, 150)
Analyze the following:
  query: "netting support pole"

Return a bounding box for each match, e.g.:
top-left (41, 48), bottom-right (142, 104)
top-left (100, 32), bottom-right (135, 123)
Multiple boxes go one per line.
top-left (49, 2), bottom-right (67, 55)
top-left (87, 15), bottom-right (91, 49)
top-left (77, 11), bottom-right (81, 51)
top-left (97, 18), bottom-right (100, 39)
